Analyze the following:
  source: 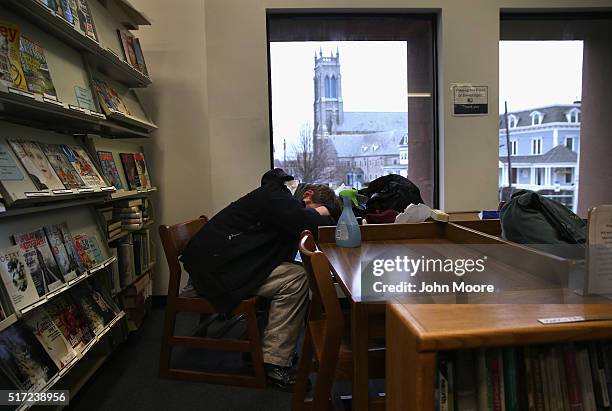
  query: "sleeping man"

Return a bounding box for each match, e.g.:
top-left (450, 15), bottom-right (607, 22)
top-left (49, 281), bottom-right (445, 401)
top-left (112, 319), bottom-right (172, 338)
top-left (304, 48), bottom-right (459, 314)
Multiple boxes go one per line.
top-left (181, 169), bottom-right (340, 389)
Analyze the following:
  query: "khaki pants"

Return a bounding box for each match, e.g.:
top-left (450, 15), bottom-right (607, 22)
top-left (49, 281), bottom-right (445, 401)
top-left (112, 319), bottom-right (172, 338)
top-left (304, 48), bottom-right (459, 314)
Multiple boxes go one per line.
top-left (256, 262), bottom-right (309, 367)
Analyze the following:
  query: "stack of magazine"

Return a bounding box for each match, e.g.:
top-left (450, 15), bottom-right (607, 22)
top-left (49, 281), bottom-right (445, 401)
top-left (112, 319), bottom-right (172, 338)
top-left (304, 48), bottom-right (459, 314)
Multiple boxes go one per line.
top-left (36, 0), bottom-right (99, 42)
top-left (117, 29), bottom-right (148, 76)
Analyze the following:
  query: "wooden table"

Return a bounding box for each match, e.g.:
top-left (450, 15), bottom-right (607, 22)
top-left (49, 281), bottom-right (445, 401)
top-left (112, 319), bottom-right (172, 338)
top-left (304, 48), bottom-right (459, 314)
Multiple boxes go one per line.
top-left (386, 303), bottom-right (612, 411)
top-left (317, 221), bottom-right (578, 411)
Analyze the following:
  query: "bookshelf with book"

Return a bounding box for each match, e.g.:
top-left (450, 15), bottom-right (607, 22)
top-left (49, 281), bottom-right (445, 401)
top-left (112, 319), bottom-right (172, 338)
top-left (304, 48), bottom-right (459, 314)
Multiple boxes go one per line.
top-left (0, 0), bottom-right (155, 407)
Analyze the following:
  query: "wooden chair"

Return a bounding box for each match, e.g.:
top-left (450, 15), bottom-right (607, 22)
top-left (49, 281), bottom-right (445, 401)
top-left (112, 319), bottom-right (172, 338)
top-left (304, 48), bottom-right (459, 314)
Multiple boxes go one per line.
top-left (292, 231), bottom-right (385, 410)
top-left (158, 216), bottom-right (266, 388)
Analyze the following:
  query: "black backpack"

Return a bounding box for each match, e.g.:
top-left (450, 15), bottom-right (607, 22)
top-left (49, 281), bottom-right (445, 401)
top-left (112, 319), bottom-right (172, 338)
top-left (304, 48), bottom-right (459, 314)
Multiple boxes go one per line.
top-left (500, 190), bottom-right (586, 252)
top-left (358, 174), bottom-right (424, 214)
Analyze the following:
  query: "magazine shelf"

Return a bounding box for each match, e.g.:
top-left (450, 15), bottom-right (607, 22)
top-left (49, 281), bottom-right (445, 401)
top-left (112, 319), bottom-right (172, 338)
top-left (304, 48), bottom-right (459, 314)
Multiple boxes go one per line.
top-left (112, 262), bottom-right (155, 297)
top-left (0, 197), bottom-right (108, 220)
top-left (4, 0), bottom-right (151, 88)
top-left (16, 311), bottom-right (126, 411)
top-left (17, 256), bottom-right (116, 317)
top-left (0, 87), bottom-right (154, 139)
top-left (109, 187), bottom-right (157, 201)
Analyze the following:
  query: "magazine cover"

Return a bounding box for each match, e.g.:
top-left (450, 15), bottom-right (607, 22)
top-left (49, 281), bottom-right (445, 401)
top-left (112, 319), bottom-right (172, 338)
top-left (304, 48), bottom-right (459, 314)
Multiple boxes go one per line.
top-left (92, 78), bottom-right (131, 116)
top-left (96, 151), bottom-right (123, 189)
top-left (0, 321), bottom-right (58, 392)
top-left (13, 229), bottom-right (65, 296)
top-left (133, 38), bottom-right (149, 76)
top-left (24, 309), bottom-right (77, 369)
top-left (119, 153), bottom-right (141, 190)
top-left (40, 143), bottom-right (85, 190)
top-left (58, 144), bottom-right (106, 189)
top-left (117, 30), bottom-right (138, 68)
top-left (70, 282), bottom-right (108, 334)
top-left (73, 234), bottom-right (103, 270)
top-left (90, 275), bottom-right (120, 315)
top-left (19, 36), bottom-right (57, 97)
top-left (43, 223), bottom-right (85, 282)
top-left (8, 140), bottom-right (65, 191)
top-left (45, 295), bottom-right (93, 352)
top-left (0, 246), bottom-right (41, 311)
top-left (58, 0), bottom-right (74, 24)
top-left (0, 21), bottom-right (27, 90)
top-left (133, 152), bottom-right (151, 189)
top-left (77, 0), bottom-right (98, 41)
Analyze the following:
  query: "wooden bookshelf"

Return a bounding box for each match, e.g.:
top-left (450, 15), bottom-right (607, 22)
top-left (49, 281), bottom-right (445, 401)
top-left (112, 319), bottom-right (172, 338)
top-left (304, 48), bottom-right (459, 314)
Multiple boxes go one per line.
top-left (386, 303), bottom-right (612, 411)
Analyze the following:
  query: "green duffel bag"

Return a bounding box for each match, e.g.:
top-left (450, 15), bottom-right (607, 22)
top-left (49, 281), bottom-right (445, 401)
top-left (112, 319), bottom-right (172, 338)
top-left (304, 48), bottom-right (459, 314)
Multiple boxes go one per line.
top-left (500, 190), bottom-right (586, 249)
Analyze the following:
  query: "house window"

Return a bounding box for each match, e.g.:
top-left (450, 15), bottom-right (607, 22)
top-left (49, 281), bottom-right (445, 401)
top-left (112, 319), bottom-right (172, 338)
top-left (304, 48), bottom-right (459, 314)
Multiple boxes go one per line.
top-left (508, 115), bottom-right (518, 128)
top-left (568, 109), bottom-right (580, 123)
top-left (565, 137), bottom-right (574, 151)
top-left (511, 168), bottom-right (518, 184)
top-left (535, 168), bottom-right (545, 185)
top-left (530, 111), bottom-right (543, 125)
top-left (510, 140), bottom-right (518, 155)
top-left (564, 168), bottom-right (574, 184)
top-left (531, 138), bottom-right (542, 155)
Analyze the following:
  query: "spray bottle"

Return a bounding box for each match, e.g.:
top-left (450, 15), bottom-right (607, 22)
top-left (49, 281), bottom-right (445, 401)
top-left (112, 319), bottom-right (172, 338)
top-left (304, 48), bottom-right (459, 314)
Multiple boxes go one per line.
top-left (335, 189), bottom-right (361, 248)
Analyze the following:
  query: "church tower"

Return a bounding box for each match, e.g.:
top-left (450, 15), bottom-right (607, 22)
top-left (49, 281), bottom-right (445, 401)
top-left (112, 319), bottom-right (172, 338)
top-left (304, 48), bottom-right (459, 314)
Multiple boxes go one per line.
top-left (313, 47), bottom-right (343, 139)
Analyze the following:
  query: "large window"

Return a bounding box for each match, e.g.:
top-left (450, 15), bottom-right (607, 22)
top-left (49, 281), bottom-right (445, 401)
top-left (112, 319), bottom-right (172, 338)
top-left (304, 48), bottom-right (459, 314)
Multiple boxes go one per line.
top-left (267, 14), bottom-right (437, 206)
top-left (499, 40), bottom-right (583, 211)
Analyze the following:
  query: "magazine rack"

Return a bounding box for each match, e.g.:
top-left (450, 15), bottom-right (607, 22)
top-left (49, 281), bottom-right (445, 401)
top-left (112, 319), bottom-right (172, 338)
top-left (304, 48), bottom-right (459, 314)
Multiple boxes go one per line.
top-left (0, 0), bottom-right (156, 407)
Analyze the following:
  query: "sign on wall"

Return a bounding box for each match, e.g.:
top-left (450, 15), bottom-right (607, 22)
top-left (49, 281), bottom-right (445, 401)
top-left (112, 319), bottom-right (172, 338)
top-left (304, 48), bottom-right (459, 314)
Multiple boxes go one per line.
top-left (452, 84), bottom-right (488, 116)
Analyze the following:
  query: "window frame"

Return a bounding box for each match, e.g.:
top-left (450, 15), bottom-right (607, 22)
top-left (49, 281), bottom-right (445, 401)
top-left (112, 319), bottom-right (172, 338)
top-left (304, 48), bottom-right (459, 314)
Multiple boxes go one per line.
top-left (531, 137), bottom-right (543, 155)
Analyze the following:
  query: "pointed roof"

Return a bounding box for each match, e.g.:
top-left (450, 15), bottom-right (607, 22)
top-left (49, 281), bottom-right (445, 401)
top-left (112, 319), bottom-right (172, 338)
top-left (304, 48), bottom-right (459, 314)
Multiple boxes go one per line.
top-left (499, 104), bottom-right (580, 129)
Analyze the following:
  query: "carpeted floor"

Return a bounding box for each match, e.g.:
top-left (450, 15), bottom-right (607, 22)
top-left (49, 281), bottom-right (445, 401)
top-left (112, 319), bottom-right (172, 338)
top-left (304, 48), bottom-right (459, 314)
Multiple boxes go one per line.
top-left (67, 307), bottom-right (294, 411)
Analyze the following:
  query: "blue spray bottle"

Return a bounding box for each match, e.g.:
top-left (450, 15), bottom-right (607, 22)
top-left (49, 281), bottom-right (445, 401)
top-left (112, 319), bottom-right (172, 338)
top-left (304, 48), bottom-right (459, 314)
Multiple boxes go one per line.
top-left (335, 189), bottom-right (361, 248)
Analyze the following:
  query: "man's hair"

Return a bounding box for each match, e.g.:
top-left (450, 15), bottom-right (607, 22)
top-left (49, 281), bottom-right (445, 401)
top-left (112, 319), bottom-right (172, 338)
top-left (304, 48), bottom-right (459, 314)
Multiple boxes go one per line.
top-left (294, 183), bottom-right (341, 212)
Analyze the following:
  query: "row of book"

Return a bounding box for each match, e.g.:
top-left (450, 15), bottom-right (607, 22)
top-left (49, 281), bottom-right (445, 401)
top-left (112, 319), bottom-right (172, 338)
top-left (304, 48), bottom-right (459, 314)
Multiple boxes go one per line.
top-left (36, 0), bottom-right (98, 42)
top-left (95, 198), bottom-right (153, 243)
top-left (110, 230), bottom-right (155, 295)
top-left (5, 139), bottom-right (108, 192)
top-left (0, 222), bottom-right (105, 315)
top-left (436, 342), bottom-right (612, 411)
top-left (97, 151), bottom-right (151, 191)
top-left (0, 276), bottom-right (121, 392)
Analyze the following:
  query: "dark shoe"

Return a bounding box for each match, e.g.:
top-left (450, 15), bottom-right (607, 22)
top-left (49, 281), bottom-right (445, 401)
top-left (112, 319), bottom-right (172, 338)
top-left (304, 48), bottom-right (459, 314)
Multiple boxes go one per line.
top-left (265, 364), bottom-right (296, 390)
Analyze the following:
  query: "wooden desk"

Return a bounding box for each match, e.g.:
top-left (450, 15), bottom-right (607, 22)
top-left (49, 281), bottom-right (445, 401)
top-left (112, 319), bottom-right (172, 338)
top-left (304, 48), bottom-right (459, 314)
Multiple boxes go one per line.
top-left (317, 222), bottom-right (576, 410)
top-left (386, 303), bottom-right (612, 411)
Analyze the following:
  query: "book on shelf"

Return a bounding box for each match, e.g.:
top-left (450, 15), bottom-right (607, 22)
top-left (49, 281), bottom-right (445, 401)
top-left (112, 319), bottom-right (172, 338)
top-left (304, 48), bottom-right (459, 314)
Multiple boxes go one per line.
top-left (73, 234), bottom-right (104, 270)
top-left (9, 139), bottom-right (65, 191)
top-left (0, 246), bottom-right (41, 311)
top-left (133, 152), bottom-right (151, 189)
top-left (96, 151), bottom-right (124, 190)
top-left (76, 0), bottom-right (98, 41)
top-left (117, 30), bottom-right (139, 69)
top-left (45, 294), bottom-right (94, 352)
top-left (59, 144), bottom-right (107, 189)
top-left (0, 321), bottom-right (59, 392)
top-left (19, 36), bottom-right (57, 98)
top-left (108, 247), bottom-right (120, 294)
top-left (133, 38), bottom-right (149, 76)
top-left (40, 143), bottom-right (87, 190)
top-left (13, 229), bottom-right (65, 297)
top-left (119, 153), bottom-right (141, 190)
top-left (92, 78), bottom-right (131, 116)
top-left (69, 282), bottom-right (109, 335)
top-left (43, 222), bottom-right (85, 281)
top-left (23, 308), bottom-right (77, 369)
top-left (117, 238), bottom-right (134, 288)
top-left (0, 21), bottom-right (27, 91)
top-left (115, 200), bottom-right (143, 208)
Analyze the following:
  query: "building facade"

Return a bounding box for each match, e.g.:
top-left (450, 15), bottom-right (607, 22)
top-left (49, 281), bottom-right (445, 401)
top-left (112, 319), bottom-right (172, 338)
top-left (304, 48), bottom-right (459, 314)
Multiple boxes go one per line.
top-left (312, 48), bottom-right (408, 188)
top-left (499, 103), bottom-right (581, 210)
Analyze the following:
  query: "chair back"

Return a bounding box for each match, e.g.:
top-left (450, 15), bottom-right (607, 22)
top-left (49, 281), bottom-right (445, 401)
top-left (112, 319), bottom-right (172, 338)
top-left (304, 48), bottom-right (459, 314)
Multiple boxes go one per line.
top-left (158, 216), bottom-right (208, 299)
top-left (298, 231), bottom-right (344, 342)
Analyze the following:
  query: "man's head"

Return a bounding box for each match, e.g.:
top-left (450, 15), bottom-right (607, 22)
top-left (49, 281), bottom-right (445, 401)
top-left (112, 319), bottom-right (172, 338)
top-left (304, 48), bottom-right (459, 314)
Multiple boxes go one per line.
top-left (293, 183), bottom-right (341, 218)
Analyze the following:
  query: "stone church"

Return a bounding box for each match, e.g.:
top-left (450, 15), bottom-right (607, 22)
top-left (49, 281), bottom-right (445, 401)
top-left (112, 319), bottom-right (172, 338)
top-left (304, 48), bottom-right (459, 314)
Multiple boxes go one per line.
top-left (313, 48), bottom-right (408, 188)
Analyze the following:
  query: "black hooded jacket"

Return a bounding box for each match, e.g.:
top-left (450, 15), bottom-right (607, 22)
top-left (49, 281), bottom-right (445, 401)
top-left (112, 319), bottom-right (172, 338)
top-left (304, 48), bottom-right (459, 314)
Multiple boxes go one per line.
top-left (180, 169), bottom-right (336, 313)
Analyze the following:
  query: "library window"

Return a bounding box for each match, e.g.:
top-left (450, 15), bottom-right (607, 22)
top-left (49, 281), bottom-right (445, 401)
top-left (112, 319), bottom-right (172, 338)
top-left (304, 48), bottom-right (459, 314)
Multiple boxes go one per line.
top-left (268, 14), bottom-right (437, 205)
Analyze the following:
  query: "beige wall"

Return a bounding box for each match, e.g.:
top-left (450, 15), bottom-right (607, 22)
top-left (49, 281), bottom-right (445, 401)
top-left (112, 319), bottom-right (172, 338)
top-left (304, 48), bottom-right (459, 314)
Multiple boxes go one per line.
top-left (130, 0), bottom-right (211, 294)
top-left (133, 0), bottom-right (612, 294)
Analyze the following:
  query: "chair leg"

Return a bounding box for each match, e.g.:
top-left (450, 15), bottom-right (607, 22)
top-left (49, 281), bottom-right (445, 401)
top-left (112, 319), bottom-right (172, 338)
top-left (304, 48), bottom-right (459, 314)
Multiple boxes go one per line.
top-left (292, 330), bottom-right (314, 411)
top-left (245, 303), bottom-right (266, 388)
top-left (312, 336), bottom-right (341, 411)
top-left (159, 305), bottom-right (177, 377)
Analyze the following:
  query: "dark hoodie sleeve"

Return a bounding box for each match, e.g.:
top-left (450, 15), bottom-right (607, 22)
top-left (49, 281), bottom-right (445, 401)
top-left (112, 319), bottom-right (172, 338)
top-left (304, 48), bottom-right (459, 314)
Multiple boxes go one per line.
top-left (254, 169), bottom-right (335, 235)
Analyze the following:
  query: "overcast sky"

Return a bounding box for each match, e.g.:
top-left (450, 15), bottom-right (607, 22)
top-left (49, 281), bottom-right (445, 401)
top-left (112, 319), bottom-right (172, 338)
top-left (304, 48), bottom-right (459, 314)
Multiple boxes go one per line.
top-left (270, 40), bottom-right (583, 159)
